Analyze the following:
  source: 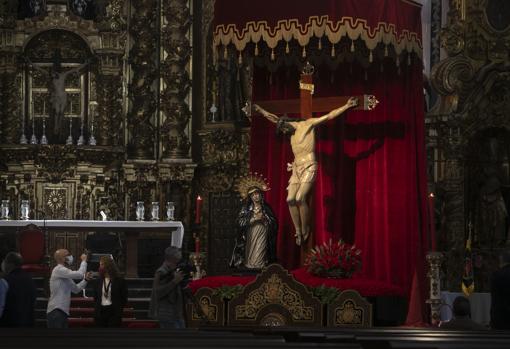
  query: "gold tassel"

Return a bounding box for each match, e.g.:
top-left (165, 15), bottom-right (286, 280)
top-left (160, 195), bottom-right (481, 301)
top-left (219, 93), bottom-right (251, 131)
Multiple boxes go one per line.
top-left (384, 45), bottom-right (388, 57)
top-left (255, 43), bottom-right (259, 56)
top-left (369, 50), bottom-right (373, 63)
top-left (302, 46), bottom-right (306, 58)
top-left (331, 44), bottom-right (335, 57)
top-left (238, 51), bottom-right (242, 64)
top-left (350, 40), bottom-right (355, 52)
top-left (271, 48), bottom-right (275, 61)
top-left (223, 46), bottom-right (228, 59)
top-left (318, 38), bottom-right (322, 50)
top-left (285, 42), bottom-right (290, 54)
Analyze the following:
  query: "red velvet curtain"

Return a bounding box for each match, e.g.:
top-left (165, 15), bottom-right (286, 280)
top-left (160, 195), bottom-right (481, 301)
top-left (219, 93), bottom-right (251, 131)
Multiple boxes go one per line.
top-left (250, 61), bottom-right (428, 295)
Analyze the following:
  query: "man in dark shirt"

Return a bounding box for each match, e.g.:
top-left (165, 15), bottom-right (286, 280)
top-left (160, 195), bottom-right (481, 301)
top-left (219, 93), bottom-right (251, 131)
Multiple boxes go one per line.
top-left (440, 296), bottom-right (487, 330)
top-left (0, 252), bottom-right (37, 327)
top-left (491, 251), bottom-right (510, 330)
top-left (149, 246), bottom-right (185, 329)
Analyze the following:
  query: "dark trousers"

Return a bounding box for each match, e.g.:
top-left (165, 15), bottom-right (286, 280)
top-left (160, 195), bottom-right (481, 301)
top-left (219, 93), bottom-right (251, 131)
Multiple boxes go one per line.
top-left (159, 319), bottom-right (185, 329)
top-left (95, 305), bottom-right (121, 327)
top-left (47, 309), bottom-right (68, 328)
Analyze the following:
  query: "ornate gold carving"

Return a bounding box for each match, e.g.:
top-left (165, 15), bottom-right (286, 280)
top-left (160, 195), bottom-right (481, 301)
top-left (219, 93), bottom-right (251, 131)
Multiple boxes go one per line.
top-left (260, 313), bottom-right (286, 327)
top-left (427, 0), bottom-right (510, 291)
top-left (335, 300), bottom-right (362, 325)
top-left (235, 274), bottom-right (313, 321)
top-left (19, 5), bottom-right (99, 48)
top-left (160, 0), bottom-right (192, 159)
top-left (96, 73), bottom-right (123, 146)
top-left (426, 252), bottom-right (444, 326)
top-left (46, 188), bottom-right (66, 215)
top-left (0, 72), bottom-right (20, 143)
top-left (328, 289), bottom-right (372, 327)
top-left (197, 129), bottom-right (249, 193)
top-left (127, 0), bottom-right (157, 160)
top-left (228, 264), bottom-right (323, 326)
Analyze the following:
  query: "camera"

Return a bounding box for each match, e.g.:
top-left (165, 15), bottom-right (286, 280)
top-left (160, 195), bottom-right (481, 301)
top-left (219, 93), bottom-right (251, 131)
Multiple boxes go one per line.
top-left (176, 260), bottom-right (196, 288)
top-left (160, 260), bottom-right (196, 288)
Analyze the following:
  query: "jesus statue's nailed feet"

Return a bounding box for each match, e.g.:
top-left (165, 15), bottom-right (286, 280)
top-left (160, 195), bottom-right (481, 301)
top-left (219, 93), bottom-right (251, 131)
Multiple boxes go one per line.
top-left (302, 229), bottom-right (310, 243)
top-left (294, 231), bottom-right (302, 246)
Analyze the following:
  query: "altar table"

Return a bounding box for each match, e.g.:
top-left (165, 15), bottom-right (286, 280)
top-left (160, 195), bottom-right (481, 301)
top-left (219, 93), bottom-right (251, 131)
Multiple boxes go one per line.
top-left (0, 220), bottom-right (184, 277)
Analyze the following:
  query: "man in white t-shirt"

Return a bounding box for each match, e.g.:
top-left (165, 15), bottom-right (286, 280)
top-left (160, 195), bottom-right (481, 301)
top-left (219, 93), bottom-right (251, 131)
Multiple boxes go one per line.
top-left (46, 249), bottom-right (92, 328)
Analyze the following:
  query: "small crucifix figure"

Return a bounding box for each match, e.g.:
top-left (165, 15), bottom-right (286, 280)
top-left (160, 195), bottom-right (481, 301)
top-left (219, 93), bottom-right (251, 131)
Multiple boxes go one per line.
top-left (246, 62), bottom-right (378, 246)
top-left (28, 49), bottom-right (89, 135)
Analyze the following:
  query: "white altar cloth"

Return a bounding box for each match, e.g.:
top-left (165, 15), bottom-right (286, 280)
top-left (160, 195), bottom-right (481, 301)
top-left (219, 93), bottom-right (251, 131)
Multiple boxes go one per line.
top-left (0, 220), bottom-right (184, 248)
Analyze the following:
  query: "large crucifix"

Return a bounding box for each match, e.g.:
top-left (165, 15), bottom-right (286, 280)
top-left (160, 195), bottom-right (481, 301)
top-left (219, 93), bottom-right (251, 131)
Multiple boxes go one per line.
top-left (245, 62), bottom-right (378, 246)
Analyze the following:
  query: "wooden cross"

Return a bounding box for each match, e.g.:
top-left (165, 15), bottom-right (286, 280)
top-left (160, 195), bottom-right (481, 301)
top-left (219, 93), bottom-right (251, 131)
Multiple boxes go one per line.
top-left (243, 62), bottom-right (378, 119)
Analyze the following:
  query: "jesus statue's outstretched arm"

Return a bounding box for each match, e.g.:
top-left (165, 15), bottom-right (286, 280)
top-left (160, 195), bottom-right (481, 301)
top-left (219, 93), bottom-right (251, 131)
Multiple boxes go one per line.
top-left (308, 97), bottom-right (358, 127)
top-left (252, 104), bottom-right (280, 124)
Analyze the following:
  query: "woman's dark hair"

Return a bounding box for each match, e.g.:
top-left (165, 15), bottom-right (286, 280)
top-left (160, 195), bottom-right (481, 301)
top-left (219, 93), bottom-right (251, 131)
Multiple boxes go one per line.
top-left (100, 255), bottom-right (120, 278)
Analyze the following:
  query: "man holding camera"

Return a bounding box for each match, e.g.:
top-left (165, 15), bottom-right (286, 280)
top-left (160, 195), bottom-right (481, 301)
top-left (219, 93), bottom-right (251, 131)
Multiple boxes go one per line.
top-left (149, 246), bottom-right (186, 329)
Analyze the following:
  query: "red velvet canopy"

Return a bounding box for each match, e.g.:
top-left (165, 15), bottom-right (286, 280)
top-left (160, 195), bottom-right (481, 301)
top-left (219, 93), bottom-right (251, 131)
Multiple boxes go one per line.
top-left (214, 0), bottom-right (428, 322)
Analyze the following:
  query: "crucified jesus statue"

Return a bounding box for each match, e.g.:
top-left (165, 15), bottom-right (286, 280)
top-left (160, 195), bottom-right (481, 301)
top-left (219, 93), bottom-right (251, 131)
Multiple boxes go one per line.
top-left (28, 58), bottom-right (89, 134)
top-left (253, 96), bottom-right (358, 246)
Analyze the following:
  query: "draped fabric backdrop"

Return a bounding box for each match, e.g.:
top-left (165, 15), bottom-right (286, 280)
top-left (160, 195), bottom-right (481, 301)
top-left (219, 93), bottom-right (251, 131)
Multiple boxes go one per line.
top-left (215, 0), bottom-right (428, 309)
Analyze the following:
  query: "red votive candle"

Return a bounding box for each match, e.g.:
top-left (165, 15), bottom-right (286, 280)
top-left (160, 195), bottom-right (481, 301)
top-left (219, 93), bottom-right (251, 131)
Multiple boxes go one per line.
top-left (195, 195), bottom-right (203, 224)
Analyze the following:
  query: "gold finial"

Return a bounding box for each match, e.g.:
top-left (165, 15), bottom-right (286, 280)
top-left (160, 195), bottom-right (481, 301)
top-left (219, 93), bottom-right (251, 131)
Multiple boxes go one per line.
top-left (302, 61), bottom-right (314, 75)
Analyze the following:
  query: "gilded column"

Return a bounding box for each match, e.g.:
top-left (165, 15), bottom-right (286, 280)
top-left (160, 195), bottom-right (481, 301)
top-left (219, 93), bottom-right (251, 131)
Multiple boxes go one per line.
top-left (426, 252), bottom-right (444, 326)
top-left (127, 0), bottom-right (158, 159)
top-left (0, 3), bottom-right (19, 144)
top-left (96, 31), bottom-right (126, 146)
top-left (160, 0), bottom-right (192, 159)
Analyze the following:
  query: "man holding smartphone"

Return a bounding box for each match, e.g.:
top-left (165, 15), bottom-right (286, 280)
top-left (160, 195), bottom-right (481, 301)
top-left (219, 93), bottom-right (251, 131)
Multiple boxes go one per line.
top-left (149, 246), bottom-right (185, 329)
top-left (47, 249), bottom-right (92, 328)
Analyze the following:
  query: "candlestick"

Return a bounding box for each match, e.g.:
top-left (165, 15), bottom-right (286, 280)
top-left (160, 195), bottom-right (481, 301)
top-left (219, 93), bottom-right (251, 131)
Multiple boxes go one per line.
top-left (20, 100), bottom-right (27, 144)
top-left (195, 195), bottom-right (203, 224)
top-left (194, 235), bottom-right (200, 254)
top-left (89, 101), bottom-right (97, 146)
top-left (77, 112), bottom-right (85, 146)
top-left (428, 193), bottom-right (436, 251)
top-left (40, 117), bottom-right (48, 145)
top-left (66, 118), bottom-right (73, 145)
top-left (30, 99), bottom-right (37, 144)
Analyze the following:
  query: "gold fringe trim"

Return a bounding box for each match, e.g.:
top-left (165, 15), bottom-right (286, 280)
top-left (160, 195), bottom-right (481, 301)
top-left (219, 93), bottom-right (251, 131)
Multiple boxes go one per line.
top-left (214, 15), bottom-right (422, 58)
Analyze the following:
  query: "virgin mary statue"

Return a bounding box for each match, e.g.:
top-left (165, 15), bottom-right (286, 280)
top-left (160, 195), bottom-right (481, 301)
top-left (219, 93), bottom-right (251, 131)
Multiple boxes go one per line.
top-left (230, 173), bottom-right (278, 270)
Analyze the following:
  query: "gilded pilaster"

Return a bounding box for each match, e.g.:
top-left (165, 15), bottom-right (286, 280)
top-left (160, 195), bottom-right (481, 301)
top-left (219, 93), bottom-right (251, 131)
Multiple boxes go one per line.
top-left (160, 0), bottom-right (192, 159)
top-left (127, 0), bottom-right (158, 159)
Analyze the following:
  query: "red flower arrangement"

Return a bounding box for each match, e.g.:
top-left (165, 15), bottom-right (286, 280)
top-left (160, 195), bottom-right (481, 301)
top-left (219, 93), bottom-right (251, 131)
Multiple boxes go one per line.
top-left (305, 239), bottom-right (362, 278)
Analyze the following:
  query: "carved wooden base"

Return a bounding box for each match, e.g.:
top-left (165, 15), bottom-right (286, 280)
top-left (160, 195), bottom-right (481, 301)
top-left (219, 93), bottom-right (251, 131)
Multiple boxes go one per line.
top-left (186, 264), bottom-right (373, 328)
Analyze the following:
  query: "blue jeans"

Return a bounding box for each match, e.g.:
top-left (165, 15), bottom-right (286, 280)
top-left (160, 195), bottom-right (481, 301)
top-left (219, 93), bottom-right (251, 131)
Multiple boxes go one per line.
top-left (159, 319), bottom-right (185, 329)
top-left (47, 309), bottom-right (68, 328)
